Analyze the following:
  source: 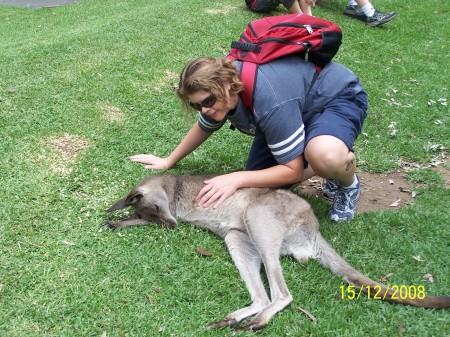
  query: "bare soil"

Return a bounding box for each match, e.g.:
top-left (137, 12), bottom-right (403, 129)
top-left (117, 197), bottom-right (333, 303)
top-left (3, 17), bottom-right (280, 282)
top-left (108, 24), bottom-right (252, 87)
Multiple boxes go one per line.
top-left (298, 164), bottom-right (450, 213)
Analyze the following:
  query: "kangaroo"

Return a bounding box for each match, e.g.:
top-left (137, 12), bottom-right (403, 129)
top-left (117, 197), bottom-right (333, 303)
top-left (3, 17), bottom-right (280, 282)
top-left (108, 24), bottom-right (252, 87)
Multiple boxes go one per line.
top-left (103, 173), bottom-right (450, 332)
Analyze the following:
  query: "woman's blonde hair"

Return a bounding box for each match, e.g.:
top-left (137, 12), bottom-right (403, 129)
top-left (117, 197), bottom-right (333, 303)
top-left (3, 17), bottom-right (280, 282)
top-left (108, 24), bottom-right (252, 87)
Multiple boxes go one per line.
top-left (177, 57), bottom-right (244, 112)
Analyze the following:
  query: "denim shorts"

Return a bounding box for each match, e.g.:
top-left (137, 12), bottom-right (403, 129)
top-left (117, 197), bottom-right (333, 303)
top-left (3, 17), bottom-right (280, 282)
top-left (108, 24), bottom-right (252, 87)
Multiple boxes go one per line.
top-left (246, 87), bottom-right (368, 171)
top-left (304, 87), bottom-right (368, 151)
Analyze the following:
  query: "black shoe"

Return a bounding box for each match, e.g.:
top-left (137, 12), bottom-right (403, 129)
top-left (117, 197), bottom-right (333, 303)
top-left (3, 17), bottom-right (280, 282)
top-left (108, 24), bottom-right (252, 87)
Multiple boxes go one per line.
top-left (366, 10), bottom-right (398, 27)
top-left (343, 5), bottom-right (366, 21)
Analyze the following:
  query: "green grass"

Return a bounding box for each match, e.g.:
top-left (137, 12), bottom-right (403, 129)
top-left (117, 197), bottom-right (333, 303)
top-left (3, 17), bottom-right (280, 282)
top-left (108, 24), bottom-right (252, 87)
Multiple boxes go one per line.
top-left (0, 0), bottom-right (449, 336)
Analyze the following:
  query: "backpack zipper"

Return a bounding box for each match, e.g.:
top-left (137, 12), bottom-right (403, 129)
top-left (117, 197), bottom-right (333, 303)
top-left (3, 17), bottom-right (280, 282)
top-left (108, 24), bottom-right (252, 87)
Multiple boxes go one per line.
top-left (271, 23), bottom-right (327, 33)
top-left (254, 38), bottom-right (313, 60)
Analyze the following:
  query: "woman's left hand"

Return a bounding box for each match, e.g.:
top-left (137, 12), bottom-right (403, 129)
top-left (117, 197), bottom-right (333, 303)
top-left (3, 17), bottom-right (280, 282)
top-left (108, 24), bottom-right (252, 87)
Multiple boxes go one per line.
top-left (196, 173), bottom-right (242, 209)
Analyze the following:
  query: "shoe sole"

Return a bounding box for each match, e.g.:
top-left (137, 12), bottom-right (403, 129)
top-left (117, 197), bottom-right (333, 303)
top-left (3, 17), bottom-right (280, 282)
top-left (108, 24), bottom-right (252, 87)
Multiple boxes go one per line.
top-left (328, 213), bottom-right (354, 223)
top-left (366, 12), bottom-right (398, 27)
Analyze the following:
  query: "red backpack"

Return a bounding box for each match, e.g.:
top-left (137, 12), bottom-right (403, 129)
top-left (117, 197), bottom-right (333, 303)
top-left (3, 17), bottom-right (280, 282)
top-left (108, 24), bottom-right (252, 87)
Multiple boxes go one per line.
top-left (227, 14), bottom-right (342, 111)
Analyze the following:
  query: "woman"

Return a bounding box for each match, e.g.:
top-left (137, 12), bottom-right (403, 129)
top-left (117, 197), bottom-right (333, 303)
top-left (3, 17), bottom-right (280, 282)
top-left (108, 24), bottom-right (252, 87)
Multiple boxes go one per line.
top-left (130, 56), bottom-right (368, 222)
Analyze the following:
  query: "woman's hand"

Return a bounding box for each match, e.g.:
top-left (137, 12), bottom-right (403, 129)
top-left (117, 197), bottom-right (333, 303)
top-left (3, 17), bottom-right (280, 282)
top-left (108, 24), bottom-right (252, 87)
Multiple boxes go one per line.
top-left (129, 154), bottom-right (172, 170)
top-left (196, 173), bottom-right (242, 209)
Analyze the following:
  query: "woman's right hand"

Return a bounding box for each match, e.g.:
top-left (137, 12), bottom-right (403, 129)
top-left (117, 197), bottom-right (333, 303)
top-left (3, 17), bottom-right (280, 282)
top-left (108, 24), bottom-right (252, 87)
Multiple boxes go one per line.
top-left (129, 154), bottom-right (172, 170)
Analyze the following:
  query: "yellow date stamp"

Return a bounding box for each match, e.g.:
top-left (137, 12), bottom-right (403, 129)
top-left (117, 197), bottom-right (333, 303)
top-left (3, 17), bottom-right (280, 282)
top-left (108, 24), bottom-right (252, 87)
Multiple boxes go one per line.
top-left (340, 285), bottom-right (426, 300)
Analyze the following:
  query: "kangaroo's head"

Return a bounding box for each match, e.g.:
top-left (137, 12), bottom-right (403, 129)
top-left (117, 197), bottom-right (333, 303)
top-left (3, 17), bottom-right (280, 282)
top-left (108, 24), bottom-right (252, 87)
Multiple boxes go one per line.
top-left (107, 175), bottom-right (178, 229)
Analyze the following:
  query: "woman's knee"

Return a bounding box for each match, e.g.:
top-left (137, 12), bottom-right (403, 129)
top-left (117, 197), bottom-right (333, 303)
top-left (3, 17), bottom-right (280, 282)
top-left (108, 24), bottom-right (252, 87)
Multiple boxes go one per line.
top-left (305, 136), bottom-right (353, 176)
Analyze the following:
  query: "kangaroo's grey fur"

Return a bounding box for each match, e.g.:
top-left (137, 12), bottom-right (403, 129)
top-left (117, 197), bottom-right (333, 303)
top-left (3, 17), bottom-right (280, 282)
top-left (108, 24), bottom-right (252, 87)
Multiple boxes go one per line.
top-left (104, 173), bottom-right (450, 331)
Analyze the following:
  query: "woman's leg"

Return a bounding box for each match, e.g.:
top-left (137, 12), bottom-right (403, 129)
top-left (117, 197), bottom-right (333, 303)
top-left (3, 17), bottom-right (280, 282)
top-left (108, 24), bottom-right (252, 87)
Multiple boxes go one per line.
top-left (304, 135), bottom-right (356, 187)
top-left (303, 88), bottom-right (367, 222)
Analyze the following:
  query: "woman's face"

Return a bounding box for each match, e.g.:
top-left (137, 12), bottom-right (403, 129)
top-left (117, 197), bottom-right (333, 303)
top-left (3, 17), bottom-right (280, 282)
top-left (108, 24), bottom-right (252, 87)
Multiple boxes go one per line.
top-left (187, 86), bottom-right (238, 121)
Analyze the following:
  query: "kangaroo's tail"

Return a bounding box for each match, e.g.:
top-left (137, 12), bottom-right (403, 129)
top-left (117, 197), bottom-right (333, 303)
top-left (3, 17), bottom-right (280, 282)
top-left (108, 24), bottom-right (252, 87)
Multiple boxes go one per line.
top-left (314, 234), bottom-right (450, 309)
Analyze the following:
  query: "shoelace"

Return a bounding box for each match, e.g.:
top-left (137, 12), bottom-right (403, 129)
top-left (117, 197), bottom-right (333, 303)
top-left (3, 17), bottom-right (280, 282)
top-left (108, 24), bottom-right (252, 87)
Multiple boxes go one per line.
top-left (334, 190), bottom-right (351, 211)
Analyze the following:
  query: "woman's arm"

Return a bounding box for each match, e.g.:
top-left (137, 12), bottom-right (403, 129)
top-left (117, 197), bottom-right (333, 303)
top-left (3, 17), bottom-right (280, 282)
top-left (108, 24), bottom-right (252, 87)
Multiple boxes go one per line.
top-left (197, 156), bottom-right (304, 208)
top-left (130, 122), bottom-right (213, 169)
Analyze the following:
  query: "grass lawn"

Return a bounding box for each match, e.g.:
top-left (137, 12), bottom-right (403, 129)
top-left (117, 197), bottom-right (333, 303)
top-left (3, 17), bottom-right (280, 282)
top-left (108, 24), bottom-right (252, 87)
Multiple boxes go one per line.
top-left (0, 0), bottom-right (449, 336)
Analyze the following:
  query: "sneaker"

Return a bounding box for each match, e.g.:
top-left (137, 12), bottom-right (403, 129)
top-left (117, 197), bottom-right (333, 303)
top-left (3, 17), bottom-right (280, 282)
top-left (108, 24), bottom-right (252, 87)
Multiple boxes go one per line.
top-left (323, 179), bottom-right (339, 199)
top-left (343, 5), bottom-right (366, 21)
top-left (327, 175), bottom-right (361, 223)
top-left (366, 10), bottom-right (398, 27)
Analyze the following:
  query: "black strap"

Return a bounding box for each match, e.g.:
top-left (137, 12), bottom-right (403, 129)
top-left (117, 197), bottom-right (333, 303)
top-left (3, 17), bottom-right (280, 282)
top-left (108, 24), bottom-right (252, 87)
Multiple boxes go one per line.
top-left (307, 70), bottom-right (320, 96)
top-left (231, 41), bottom-right (262, 53)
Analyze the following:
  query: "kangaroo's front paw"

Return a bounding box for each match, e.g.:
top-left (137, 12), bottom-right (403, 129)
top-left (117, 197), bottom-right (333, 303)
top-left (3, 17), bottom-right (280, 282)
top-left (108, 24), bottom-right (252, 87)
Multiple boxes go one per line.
top-left (100, 221), bottom-right (119, 230)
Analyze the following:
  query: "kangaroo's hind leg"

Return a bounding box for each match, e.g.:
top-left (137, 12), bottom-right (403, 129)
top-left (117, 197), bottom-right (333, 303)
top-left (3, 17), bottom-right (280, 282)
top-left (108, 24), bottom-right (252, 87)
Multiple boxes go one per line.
top-left (236, 207), bottom-right (294, 332)
top-left (207, 229), bottom-right (271, 329)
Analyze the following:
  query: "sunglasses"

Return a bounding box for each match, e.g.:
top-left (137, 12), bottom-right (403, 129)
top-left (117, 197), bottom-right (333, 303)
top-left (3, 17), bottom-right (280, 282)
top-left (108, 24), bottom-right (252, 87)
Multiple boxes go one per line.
top-left (189, 94), bottom-right (217, 111)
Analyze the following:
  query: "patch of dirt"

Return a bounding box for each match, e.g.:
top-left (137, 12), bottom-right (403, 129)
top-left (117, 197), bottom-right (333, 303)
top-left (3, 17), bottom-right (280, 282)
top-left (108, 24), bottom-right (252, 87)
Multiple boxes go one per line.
top-left (103, 105), bottom-right (125, 123)
top-left (43, 133), bottom-right (90, 175)
top-left (205, 5), bottom-right (238, 15)
top-left (153, 70), bottom-right (179, 93)
top-left (298, 164), bottom-right (449, 213)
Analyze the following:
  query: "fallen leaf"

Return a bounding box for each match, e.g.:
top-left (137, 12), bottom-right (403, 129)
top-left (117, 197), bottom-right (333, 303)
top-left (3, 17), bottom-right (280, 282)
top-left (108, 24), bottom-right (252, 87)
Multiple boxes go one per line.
top-left (412, 255), bottom-right (425, 262)
top-left (101, 332), bottom-right (107, 337)
top-left (61, 240), bottom-right (76, 246)
top-left (411, 191), bottom-right (417, 198)
top-left (297, 306), bottom-right (317, 322)
top-left (197, 246), bottom-right (213, 257)
top-left (158, 327), bottom-right (165, 333)
top-left (423, 273), bottom-right (434, 283)
top-left (145, 293), bottom-right (156, 304)
top-left (379, 273), bottom-right (394, 282)
top-left (390, 198), bottom-right (401, 207)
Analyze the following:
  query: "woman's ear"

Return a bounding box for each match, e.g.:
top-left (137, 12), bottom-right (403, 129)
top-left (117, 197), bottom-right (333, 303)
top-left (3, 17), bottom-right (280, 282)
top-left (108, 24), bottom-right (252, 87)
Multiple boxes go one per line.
top-left (223, 83), bottom-right (232, 101)
top-left (224, 83), bottom-right (238, 110)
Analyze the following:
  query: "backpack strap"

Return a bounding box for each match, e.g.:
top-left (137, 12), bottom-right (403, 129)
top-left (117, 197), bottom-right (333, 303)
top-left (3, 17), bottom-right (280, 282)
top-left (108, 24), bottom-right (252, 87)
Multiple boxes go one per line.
top-left (239, 61), bottom-right (257, 112)
top-left (248, 0), bottom-right (258, 10)
top-left (240, 62), bottom-right (321, 113)
top-left (307, 70), bottom-right (320, 96)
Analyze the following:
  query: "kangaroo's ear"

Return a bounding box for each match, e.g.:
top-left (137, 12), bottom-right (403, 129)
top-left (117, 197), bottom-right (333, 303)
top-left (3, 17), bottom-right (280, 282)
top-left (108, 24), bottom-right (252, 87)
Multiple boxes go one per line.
top-left (106, 190), bottom-right (143, 212)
